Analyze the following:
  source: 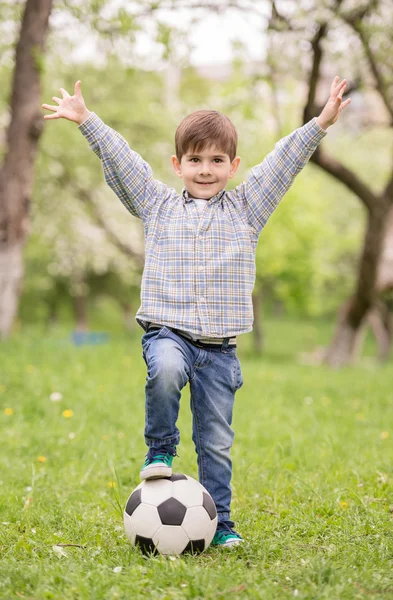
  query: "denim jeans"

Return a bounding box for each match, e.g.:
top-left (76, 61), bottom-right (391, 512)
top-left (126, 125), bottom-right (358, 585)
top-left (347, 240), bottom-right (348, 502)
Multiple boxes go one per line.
top-left (141, 326), bottom-right (243, 523)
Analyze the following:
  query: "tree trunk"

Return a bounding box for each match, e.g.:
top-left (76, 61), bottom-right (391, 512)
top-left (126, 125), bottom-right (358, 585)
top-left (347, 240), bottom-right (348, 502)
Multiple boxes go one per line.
top-left (122, 302), bottom-right (135, 332)
top-left (368, 301), bottom-right (392, 362)
top-left (0, 243), bottom-right (23, 336)
top-left (73, 295), bottom-right (88, 332)
top-left (376, 205), bottom-right (393, 292)
top-left (323, 300), bottom-right (368, 367)
top-left (324, 202), bottom-right (389, 366)
top-left (366, 206), bottom-right (393, 360)
top-left (0, 0), bottom-right (53, 338)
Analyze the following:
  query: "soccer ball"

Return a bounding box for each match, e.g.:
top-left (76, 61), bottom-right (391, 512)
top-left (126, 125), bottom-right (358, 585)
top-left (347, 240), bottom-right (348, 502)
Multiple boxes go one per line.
top-left (123, 474), bottom-right (218, 555)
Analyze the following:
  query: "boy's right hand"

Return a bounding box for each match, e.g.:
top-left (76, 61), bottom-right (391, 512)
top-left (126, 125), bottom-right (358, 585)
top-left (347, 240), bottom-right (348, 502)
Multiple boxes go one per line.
top-left (42, 81), bottom-right (91, 125)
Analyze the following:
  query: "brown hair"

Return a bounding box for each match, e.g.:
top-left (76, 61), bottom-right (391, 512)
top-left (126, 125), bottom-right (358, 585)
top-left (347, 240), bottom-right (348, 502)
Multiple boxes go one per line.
top-left (175, 110), bottom-right (238, 161)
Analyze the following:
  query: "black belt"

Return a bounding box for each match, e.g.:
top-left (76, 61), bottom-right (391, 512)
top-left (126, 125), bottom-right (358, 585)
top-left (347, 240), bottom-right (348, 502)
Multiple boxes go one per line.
top-left (147, 325), bottom-right (236, 350)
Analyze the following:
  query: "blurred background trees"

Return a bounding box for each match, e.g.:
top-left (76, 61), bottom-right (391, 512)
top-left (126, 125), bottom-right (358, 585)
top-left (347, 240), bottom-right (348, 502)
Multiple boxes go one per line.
top-left (1, 0), bottom-right (392, 367)
top-left (267, 0), bottom-right (393, 365)
top-left (0, 0), bottom-right (52, 337)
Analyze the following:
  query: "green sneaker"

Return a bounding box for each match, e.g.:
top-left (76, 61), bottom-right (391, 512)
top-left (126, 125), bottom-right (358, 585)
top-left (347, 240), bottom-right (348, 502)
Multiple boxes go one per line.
top-left (140, 445), bottom-right (177, 480)
top-left (211, 521), bottom-right (244, 547)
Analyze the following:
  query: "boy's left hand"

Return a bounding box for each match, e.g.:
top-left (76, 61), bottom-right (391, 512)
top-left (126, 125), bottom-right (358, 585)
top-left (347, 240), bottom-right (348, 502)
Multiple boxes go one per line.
top-left (317, 76), bottom-right (351, 130)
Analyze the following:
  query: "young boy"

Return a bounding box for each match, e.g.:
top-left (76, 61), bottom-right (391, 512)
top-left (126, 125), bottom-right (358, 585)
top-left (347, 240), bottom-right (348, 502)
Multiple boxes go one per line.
top-left (43, 76), bottom-right (350, 546)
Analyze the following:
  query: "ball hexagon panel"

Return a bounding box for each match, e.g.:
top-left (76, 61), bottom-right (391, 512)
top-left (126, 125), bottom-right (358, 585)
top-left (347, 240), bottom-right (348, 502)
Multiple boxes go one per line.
top-left (157, 497), bottom-right (187, 525)
top-left (129, 503), bottom-right (162, 538)
top-left (141, 478), bottom-right (173, 506)
top-left (153, 525), bottom-right (190, 555)
top-left (181, 505), bottom-right (213, 540)
top-left (172, 477), bottom-right (204, 508)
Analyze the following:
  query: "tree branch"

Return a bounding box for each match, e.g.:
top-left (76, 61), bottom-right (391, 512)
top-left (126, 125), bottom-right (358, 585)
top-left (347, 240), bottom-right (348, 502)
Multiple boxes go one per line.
top-left (341, 2), bottom-right (393, 202)
top-left (300, 7), bottom-right (378, 214)
top-left (303, 22), bottom-right (328, 124)
top-left (343, 11), bottom-right (393, 124)
top-left (268, 0), bottom-right (303, 32)
top-left (311, 148), bottom-right (377, 213)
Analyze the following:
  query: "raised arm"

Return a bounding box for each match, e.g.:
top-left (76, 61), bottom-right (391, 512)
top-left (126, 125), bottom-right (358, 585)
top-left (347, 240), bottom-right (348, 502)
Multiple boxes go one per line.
top-left (231, 77), bottom-right (351, 234)
top-left (42, 81), bottom-right (167, 222)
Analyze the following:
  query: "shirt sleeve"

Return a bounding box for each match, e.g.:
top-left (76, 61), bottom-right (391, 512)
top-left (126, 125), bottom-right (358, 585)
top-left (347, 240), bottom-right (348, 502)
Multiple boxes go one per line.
top-left (78, 113), bottom-right (168, 223)
top-left (232, 117), bottom-right (327, 234)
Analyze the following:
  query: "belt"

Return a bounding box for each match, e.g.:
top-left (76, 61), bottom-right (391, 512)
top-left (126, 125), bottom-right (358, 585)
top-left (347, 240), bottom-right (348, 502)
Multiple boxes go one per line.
top-left (146, 323), bottom-right (236, 349)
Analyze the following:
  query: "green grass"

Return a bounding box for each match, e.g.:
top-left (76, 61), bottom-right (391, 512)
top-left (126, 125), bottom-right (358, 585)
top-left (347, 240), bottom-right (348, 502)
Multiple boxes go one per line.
top-left (1, 317), bottom-right (393, 599)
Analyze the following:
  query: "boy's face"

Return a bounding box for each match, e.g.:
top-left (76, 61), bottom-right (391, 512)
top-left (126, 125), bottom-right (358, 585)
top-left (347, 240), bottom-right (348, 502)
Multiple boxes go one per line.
top-left (171, 146), bottom-right (240, 200)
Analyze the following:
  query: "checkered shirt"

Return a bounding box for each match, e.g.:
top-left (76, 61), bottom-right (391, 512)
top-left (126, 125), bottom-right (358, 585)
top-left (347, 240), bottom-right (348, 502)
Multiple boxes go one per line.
top-left (79, 114), bottom-right (326, 338)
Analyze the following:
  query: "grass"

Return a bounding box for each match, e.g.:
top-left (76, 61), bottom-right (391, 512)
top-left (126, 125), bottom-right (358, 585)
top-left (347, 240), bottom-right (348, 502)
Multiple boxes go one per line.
top-left (1, 316), bottom-right (393, 599)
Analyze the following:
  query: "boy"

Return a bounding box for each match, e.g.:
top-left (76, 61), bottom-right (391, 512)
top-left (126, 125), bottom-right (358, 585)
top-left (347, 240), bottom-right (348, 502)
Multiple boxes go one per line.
top-left (43, 76), bottom-right (350, 546)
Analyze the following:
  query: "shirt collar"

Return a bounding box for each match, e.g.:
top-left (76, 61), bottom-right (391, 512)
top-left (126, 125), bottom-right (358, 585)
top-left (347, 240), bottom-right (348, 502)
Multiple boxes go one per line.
top-left (182, 188), bottom-right (226, 204)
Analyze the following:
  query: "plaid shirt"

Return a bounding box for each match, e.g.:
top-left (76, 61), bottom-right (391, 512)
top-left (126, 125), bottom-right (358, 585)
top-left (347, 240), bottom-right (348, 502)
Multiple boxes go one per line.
top-left (79, 114), bottom-right (326, 338)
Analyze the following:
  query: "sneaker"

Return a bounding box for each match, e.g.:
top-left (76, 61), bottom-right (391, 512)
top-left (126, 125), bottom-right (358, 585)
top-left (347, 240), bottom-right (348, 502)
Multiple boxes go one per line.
top-left (211, 521), bottom-right (244, 547)
top-left (140, 445), bottom-right (177, 480)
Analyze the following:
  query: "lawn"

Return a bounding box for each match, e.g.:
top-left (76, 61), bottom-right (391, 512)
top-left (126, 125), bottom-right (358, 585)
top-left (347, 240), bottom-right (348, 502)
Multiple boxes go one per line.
top-left (1, 317), bottom-right (393, 599)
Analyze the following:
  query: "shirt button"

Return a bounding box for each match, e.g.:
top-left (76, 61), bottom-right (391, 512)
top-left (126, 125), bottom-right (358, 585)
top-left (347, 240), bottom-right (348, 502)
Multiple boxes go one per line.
top-left (200, 297), bottom-right (205, 302)
top-left (199, 265), bottom-right (204, 271)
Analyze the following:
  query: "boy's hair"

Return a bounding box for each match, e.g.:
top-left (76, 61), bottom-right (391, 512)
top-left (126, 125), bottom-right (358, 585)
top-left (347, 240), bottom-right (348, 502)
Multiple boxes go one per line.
top-left (175, 110), bottom-right (238, 161)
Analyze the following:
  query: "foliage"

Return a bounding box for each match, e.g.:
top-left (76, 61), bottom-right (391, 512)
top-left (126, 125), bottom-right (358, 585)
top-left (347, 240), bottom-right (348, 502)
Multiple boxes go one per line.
top-left (0, 0), bottom-right (23, 68)
top-left (255, 168), bottom-right (364, 316)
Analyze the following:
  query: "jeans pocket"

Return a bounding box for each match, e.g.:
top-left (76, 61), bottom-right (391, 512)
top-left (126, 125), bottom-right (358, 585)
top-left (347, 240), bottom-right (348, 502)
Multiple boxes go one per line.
top-left (142, 326), bottom-right (170, 355)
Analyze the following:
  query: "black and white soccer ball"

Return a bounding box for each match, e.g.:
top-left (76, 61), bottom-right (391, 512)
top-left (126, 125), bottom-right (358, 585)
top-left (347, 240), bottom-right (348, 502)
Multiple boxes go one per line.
top-left (123, 474), bottom-right (218, 555)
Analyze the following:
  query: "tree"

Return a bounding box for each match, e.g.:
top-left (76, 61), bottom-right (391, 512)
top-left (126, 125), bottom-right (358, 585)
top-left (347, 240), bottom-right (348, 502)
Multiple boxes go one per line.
top-left (268, 0), bottom-right (393, 365)
top-left (0, 0), bottom-right (53, 338)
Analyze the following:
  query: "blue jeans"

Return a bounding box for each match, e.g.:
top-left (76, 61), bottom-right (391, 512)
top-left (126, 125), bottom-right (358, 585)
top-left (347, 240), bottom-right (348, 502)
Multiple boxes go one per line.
top-left (141, 326), bottom-right (243, 523)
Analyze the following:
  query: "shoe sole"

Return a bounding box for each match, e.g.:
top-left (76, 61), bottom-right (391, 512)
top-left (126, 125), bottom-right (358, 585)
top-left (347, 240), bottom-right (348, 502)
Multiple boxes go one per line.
top-left (212, 539), bottom-right (244, 548)
top-left (140, 464), bottom-right (172, 480)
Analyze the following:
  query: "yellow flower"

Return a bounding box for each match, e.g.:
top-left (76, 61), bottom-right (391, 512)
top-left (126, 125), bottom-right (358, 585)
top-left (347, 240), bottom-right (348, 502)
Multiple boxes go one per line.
top-left (380, 431), bottom-right (389, 440)
top-left (26, 365), bottom-right (35, 373)
top-left (37, 456), bottom-right (47, 463)
top-left (4, 407), bottom-right (14, 416)
top-left (24, 497), bottom-right (33, 510)
top-left (107, 481), bottom-right (116, 488)
top-left (62, 409), bottom-right (73, 418)
top-left (102, 434), bottom-right (110, 441)
top-left (339, 501), bottom-right (348, 509)
top-left (356, 413), bottom-right (365, 421)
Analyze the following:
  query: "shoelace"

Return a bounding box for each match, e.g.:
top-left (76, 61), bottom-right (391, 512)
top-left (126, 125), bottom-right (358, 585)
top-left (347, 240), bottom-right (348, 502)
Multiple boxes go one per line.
top-left (216, 521), bottom-right (237, 536)
top-left (147, 445), bottom-right (177, 461)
